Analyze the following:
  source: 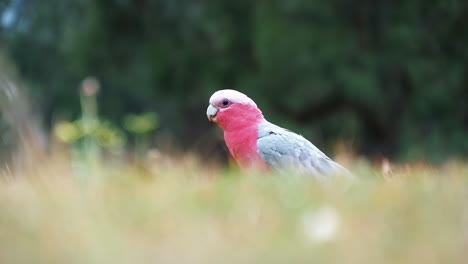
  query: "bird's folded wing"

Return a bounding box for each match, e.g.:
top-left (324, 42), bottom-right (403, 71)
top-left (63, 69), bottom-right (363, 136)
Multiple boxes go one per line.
top-left (257, 122), bottom-right (352, 180)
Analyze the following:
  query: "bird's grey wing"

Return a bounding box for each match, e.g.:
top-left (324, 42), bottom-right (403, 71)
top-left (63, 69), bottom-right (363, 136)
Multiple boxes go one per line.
top-left (257, 122), bottom-right (352, 180)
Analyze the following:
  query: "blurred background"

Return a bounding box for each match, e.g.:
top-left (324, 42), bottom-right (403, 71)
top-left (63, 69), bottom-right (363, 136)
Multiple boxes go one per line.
top-left (0, 0), bottom-right (467, 164)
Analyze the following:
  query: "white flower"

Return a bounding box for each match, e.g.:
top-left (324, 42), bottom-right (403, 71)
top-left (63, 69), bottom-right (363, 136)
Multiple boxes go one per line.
top-left (301, 206), bottom-right (340, 243)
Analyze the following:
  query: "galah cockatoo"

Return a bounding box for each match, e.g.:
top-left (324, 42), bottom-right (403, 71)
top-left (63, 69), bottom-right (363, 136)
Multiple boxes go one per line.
top-left (206, 89), bottom-right (352, 180)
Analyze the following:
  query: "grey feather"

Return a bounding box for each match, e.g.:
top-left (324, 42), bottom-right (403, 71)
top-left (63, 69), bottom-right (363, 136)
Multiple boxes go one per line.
top-left (257, 122), bottom-right (352, 180)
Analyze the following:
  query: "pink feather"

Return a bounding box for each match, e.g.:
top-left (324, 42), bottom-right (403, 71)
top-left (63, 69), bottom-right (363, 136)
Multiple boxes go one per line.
top-left (216, 103), bottom-right (268, 169)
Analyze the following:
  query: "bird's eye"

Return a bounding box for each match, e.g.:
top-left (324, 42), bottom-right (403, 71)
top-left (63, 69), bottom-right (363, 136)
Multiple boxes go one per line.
top-left (221, 99), bottom-right (231, 107)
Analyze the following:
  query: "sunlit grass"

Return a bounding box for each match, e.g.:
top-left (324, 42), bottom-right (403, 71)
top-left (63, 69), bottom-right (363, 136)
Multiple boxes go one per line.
top-left (0, 153), bottom-right (467, 264)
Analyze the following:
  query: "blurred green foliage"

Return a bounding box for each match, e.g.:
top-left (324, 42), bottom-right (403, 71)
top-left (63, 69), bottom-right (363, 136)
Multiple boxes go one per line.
top-left (1, 0), bottom-right (467, 161)
top-left (124, 112), bottom-right (158, 135)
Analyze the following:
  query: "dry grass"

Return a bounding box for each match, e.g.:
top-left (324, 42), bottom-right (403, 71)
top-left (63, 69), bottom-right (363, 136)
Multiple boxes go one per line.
top-left (0, 153), bottom-right (467, 264)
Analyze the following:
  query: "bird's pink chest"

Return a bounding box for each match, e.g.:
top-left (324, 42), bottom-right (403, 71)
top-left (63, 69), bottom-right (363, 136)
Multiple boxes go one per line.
top-left (224, 126), bottom-right (267, 169)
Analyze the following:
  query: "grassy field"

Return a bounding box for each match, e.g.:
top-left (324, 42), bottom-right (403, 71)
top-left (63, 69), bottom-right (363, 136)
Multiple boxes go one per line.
top-left (0, 153), bottom-right (467, 264)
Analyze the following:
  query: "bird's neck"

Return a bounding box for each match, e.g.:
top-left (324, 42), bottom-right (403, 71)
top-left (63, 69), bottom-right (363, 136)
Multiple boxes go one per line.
top-left (216, 104), bottom-right (267, 169)
top-left (223, 121), bottom-right (268, 170)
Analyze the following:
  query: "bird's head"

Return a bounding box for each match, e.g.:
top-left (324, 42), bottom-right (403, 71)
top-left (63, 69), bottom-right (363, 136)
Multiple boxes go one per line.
top-left (207, 89), bottom-right (264, 131)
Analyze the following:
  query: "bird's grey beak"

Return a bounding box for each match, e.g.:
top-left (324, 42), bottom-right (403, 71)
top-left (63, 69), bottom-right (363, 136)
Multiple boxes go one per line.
top-left (206, 104), bottom-right (219, 123)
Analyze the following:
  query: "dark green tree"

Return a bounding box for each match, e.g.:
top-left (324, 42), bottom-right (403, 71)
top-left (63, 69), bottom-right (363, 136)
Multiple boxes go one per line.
top-left (1, 0), bottom-right (467, 162)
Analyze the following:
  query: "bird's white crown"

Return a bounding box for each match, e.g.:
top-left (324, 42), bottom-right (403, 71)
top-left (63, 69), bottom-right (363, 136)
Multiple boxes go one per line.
top-left (209, 89), bottom-right (257, 107)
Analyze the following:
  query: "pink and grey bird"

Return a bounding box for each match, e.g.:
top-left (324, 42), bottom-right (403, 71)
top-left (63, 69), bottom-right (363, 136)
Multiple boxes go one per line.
top-left (206, 89), bottom-right (352, 180)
